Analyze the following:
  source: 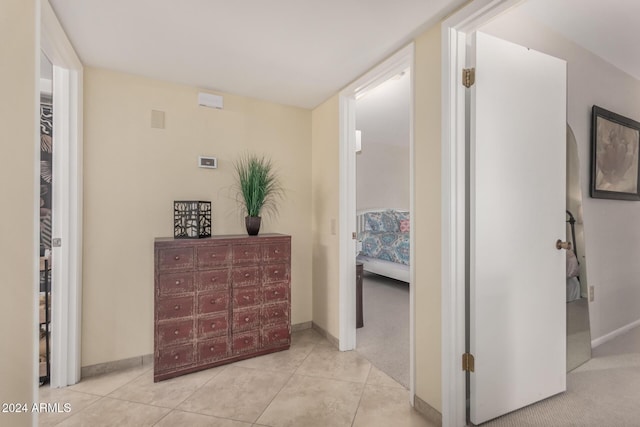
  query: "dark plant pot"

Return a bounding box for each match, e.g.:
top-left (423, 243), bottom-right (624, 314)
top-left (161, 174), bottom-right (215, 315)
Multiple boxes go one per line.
top-left (245, 216), bottom-right (261, 236)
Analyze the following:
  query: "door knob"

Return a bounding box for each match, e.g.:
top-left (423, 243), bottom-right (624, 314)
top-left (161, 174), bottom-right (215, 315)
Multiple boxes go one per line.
top-left (555, 240), bottom-right (572, 250)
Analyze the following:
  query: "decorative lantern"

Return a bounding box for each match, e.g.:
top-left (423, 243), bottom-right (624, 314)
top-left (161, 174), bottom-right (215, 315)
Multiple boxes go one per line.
top-left (174, 201), bottom-right (211, 238)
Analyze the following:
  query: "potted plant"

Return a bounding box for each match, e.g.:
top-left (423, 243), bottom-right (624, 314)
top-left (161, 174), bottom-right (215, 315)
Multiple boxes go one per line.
top-left (234, 153), bottom-right (284, 235)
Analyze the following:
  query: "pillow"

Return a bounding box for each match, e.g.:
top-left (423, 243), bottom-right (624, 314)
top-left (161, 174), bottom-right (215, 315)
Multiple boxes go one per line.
top-left (399, 219), bottom-right (410, 233)
top-left (395, 210), bottom-right (409, 222)
top-left (364, 210), bottom-right (399, 232)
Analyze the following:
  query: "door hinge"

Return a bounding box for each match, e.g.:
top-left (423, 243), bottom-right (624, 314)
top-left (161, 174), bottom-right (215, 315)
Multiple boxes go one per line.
top-left (462, 352), bottom-right (475, 372)
top-left (462, 68), bottom-right (475, 88)
top-left (352, 232), bottom-right (357, 240)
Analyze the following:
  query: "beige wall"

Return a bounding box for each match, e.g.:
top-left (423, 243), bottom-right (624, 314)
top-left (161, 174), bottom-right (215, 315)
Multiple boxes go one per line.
top-left (310, 95), bottom-right (340, 337)
top-left (413, 24), bottom-right (442, 411)
top-left (0, 0), bottom-right (37, 425)
top-left (82, 67), bottom-right (312, 366)
top-left (356, 143), bottom-right (410, 211)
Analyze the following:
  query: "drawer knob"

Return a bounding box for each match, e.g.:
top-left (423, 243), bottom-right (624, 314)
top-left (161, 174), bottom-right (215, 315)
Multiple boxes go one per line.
top-left (274, 333), bottom-right (279, 338)
top-left (274, 270), bottom-right (279, 275)
top-left (211, 299), bottom-right (218, 305)
top-left (243, 295), bottom-right (250, 300)
top-left (274, 291), bottom-right (279, 295)
top-left (175, 280), bottom-right (180, 285)
top-left (174, 305), bottom-right (180, 310)
top-left (244, 251), bottom-right (249, 255)
top-left (275, 249), bottom-right (279, 254)
top-left (274, 312), bottom-right (280, 316)
top-left (174, 256), bottom-right (180, 260)
top-left (211, 277), bottom-right (216, 282)
top-left (210, 346), bottom-right (215, 352)
top-left (245, 317), bottom-right (250, 322)
top-left (211, 323), bottom-right (216, 329)
top-left (244, 339), bottom-right (249, 344)
top-left (174, 329), bottom-right (179, 335)
top-left (211, 253), bottom-right (216, 258)
top-left (244, 273), bottom-right (250, 278)
top-left (174, 355), bottom-right (179, 360)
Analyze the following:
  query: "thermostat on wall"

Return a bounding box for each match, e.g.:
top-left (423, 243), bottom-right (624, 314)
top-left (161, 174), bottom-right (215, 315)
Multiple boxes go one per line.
top-left (198, 156), bottom-right (217, 169)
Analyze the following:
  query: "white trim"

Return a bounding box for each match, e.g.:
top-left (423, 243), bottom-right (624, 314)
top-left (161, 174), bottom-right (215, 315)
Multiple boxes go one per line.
top-left (41, 0), bottom-right (83, 387)
top-left (591, 318), bottom-right (640, 349)
top-left (441, 1), bottom-right (523, 426)
top-left (338, 43), bottom-right (416, 400)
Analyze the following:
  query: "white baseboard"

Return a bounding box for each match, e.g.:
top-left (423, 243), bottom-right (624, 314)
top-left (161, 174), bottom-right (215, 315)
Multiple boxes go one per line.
top-left (591, 318), bottom-right (640, 349)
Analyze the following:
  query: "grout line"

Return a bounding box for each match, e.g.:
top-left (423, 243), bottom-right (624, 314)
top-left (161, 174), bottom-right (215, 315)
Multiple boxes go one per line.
top-left (170, 364), bottom-right (229, 410)
top-left (350, 364), bottom-right (371, 427)
top-left (251, 366), bottom-right (297, 424)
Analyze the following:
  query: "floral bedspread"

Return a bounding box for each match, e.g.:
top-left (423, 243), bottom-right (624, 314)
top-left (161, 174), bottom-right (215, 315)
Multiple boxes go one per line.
top-left (359, 231), bottom-right (410, 265)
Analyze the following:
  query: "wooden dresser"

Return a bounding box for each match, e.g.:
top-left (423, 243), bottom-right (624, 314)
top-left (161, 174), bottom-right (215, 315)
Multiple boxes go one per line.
top-left (154, 234), bottom-right (291, 382)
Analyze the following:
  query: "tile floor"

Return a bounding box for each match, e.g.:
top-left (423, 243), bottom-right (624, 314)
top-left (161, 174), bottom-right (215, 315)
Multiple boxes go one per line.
top-left (38, 329), bottom-right (431, 427)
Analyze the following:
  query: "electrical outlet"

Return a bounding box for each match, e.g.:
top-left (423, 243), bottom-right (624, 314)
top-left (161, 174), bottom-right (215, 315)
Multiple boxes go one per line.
top-left (589, 286), bottom-right (595, 302)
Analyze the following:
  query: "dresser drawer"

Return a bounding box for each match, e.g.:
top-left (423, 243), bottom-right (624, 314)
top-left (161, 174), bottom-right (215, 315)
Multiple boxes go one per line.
top-left (198, 337), bottom-right (229, 363)
top-left (156, 343), bottom-right (194, 371)
top-left (232, 307), bottom-right (260, 333)
top-left (233, 286), bottom-right (261, 308)
top-left (262, 324), bottom-right (290, 348)
top-left (197, 269), bottom-right (230, 292)
top-left (197, 313), bottom-right (229, 338)
top-left (263, 263), bottom-right (289, 284)
top-left (263, 242), bottom-right (290, 261)
top-left (157, 247), bottom-right (195, 272)
top-left (198, 291), bottom-right (229, 315)
top-left (232, 266), bottom-right (261, 287)
top-left (197, 245), bottom-right (231, 269)
top-left (157, 319), bottom-right (193, 347)
top-left (232, 244), bottom-right (261, 265)
top-left (262, 284), bottom-right (289, 303)
top-left (158, 272), bottom-right (194, 296)
top-left (232, 331), bottom-right (259, 355)
top-left (157, 296), bottom-right (194, 321)
top-left (262, 302), bottom-right (289, 326)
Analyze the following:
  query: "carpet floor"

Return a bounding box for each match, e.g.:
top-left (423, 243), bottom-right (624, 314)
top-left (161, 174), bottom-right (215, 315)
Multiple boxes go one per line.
top-left (483, 324), bottom-right (640, 426)
top-left (356, 272), bottom-right (410, 389)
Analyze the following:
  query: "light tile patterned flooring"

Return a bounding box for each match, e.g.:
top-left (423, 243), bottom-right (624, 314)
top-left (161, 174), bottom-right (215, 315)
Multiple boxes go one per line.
top-left (39, 329), bottom-right (431, 427)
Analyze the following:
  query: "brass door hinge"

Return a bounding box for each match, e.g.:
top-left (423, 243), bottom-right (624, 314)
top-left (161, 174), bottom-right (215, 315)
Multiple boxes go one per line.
top-left (462, 68), bottom-right (475, 88)
top-left (462, 352), bottom-right (475, 372)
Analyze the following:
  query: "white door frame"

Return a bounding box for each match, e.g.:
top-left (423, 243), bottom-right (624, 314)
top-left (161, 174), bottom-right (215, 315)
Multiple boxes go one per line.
top-left (40, 0), bottom-right (83, 387)
top-left (440, 1), bottom-right (525, 425)
top-left (338, 43), bottom-right (416, 399)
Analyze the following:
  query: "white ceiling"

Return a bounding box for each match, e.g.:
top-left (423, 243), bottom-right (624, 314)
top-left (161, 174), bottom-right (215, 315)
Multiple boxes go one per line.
top-left (517, 0), bottom-right (640, 81)
top-left (49, 0), bottom-right (466, 109)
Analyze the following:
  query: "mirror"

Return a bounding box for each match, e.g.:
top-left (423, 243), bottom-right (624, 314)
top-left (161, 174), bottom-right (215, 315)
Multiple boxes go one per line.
top-left (566, 124), bottom-right (592, 372)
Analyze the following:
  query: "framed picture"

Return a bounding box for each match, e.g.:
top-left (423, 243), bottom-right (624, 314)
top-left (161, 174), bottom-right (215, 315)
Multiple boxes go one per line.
top-left (591, 106), bottom-right (640, 201)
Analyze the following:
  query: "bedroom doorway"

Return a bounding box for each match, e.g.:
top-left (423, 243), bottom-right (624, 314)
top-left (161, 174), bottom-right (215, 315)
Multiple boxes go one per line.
top-left (39, 1), bottom-right (84, 388)
top-left (337, 43), bottom-right (415, 400)
top-left (354, 69), bottom-right (411, 389)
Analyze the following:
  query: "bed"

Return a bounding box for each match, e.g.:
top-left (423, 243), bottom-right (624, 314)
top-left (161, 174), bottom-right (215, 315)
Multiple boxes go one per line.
top-left (356, 208), bottom-right (410, 283)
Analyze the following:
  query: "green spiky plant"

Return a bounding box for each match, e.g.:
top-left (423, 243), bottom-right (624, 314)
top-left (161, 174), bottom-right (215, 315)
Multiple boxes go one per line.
top-left (234, 153), bottom-right (284, 221)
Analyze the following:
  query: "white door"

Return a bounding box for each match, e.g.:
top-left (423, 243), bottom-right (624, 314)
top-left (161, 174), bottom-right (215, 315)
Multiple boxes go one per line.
top-left (469, 32), bottom-right (567, 424)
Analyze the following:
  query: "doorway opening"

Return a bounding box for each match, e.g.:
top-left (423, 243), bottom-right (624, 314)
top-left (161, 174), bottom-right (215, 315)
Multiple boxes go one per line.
top-left (354, 69), bottom-right (412, 388)
top-left (39, 51), bottom-right (54, 386)
top-left (39, 1), bottom-right (84, 388)
top-left (442, 0), bottom-right (591, 425)
top-left (338, 43), bottom-right (415, 399)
